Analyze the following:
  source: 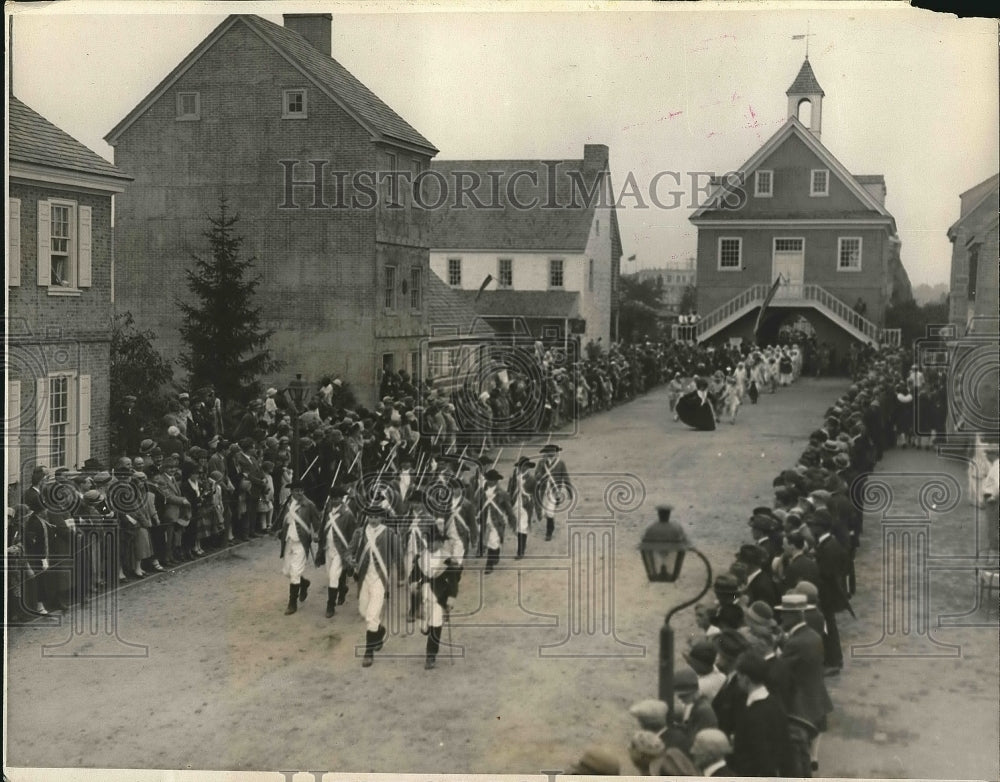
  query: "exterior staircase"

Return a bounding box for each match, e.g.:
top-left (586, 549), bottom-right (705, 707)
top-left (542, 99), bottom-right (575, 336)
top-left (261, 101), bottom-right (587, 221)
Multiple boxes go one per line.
top-left (672, 283), bottom-right (901, 347)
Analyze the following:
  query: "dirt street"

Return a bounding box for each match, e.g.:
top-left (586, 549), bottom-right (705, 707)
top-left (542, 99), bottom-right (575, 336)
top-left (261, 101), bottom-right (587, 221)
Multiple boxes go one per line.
top-left (6, 378), bottom-right (998, 778)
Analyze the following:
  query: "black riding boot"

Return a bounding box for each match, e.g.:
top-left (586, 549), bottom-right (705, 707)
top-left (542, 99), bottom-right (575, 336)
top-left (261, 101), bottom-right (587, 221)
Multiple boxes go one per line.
top-left (362, 630), bottom-right (376, 667)
top-left (485, 547), bottom-right (500, 573)
top-left (516, 533), bottom-right (527, 559)
top-left (337, 571), bottom-right (349, 604)
top-left (325, 587), bottom-right (337, 618)
top-left (284, 583), bottom-right (300, 615)
top-left (425, 625), bottom-right (442, 669)
top-left (299, 576), bottom-right (310, 602)
top-left (545, 517), bottom-right (555, 540)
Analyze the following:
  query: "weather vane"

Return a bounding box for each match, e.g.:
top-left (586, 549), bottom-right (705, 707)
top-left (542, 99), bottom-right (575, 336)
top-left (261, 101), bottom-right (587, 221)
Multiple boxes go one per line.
top-left (792, 21), bottom-right (815, 59)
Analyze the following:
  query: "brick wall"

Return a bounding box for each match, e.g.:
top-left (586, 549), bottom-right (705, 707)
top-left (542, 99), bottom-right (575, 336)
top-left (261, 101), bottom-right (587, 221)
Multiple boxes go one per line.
top-left (8, 182), bottom-right (114, 486)
top-left (696, 226), bottom-right (890, 323)
top-left (111, 20), bottom-right (434, 404)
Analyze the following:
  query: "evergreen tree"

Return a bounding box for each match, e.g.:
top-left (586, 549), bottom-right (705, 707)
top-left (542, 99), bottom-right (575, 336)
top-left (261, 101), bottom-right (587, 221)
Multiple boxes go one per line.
top-left (110, 311), bottom-right (173, 452)
top-left (178, 198), bottom-right (280, 407)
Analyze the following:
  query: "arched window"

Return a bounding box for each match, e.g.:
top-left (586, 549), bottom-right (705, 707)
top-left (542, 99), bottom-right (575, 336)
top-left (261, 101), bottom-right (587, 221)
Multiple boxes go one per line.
top-left (797, 98), bottom-right (813, 128)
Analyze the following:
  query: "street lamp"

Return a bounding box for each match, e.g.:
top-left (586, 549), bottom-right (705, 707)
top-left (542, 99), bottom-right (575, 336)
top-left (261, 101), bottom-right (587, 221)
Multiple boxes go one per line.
top-left (286, 373), bottom-right (310, 481)
top-left (638, 505), bottom-right (713, 722)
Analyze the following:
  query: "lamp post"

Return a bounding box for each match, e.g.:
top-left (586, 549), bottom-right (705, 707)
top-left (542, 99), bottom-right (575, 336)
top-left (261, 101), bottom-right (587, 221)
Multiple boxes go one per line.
top-left (286, 373), bottom-right (310, 482)
top-left (638, 504), bottom-right (713, 722)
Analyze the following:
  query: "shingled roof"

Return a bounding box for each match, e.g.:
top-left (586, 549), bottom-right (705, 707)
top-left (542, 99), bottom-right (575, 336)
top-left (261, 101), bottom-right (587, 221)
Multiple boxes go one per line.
top-left (10, 96), bottom-right (131, 182)
top-left (786, 59), bottom-right (825, 97)
top-left (451, 289), bottom-right (581, 319)
top-left (425, 270), bottom-right (492, 334)
top-left (106, 14), bottom-right (436, 153)
top-left (427, 150), bottom-right (609, 251)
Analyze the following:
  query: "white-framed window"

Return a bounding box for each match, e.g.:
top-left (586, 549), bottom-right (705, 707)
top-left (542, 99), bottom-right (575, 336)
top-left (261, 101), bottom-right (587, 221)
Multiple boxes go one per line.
top-left (448, 258), bottom-right (462, 287)
top-left (8, 197), bottom-right (21, 286)
top-left (810, 169), bottom-right (829, 197)
top-left (35, 372), bottom-right (90, 470)
top-left (717, 237), bottom-right (742, 270)
top-left (498, 258), bottom-right (513, 288)
top-left (37, 199), bottom-right (91, 293)
top-left (7, 379), bottom-right (20, 484)
top-left (410, 266), bottom-right (422, 310)
top-left (755, 170), bottom-right (773, 197)
top-left (383, 265), bottom-right (397, 309)
top-left (549, 258), bottom-right (565, 289)
top-left (49, 375), bottom-right (71, 469)
top-left (774, 237), bottom-right (804, 253)
top-left (837, 237), bottom-right (862, 271)
top-left (176, 91), bottom-right (200, 120)
top-left (588, 258), bottom-right (594, 291)
top-left (383, 152), bottom-right (399, 206)
top-left (282, 89), bottom-right (307, 119)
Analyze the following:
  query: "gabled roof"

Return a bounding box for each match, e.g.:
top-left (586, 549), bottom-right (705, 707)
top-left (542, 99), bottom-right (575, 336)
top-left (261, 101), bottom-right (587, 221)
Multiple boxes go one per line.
top-left (948, 175), bottom-right (1000, 240)
top-left (786, 59), bottom-right (825, 96)
top-left (689, 116), bottom-right (893, 223)
top-left (451, 289), bottom-right (581, 319)
top-left (425, 270), bottom-right (489, 334)
top-left (10, 96), bottom-right (132, 183)
top-left (105, 14), bottom-right (436, 153)
top-left (428, 154), bottom-right (607, 252)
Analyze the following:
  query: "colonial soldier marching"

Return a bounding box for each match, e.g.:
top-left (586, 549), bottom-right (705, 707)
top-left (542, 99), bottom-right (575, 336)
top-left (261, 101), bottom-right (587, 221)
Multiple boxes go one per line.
top-left (347, 495), bottom-right (404, 668)
top-left (437, 460), bottom-right (479, 560)
top-left (474, 469), bottom-right (514, 573)
top-left (277, 480), bottom-right (320, 615)
top-left (314, 485), bottom-right (357, 618)
top-left (403, 489), bottom-right (435, 622)
top-left (417, 511), bottom-right (464, 669)
top-left (534, 444), bottom-right (572, 541)
top-left (508, 457), bottom-right (537, 559)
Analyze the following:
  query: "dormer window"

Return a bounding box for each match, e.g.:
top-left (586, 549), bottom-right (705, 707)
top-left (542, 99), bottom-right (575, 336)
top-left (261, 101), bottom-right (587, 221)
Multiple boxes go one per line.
top-left (810, 169), bottom-right (829, 197)
top-left (176, 92), bottom-right (200, 121)
top-left (282, 89), bottom-right (307, 119)
top-left (755, 170), bottom-right (773, 198)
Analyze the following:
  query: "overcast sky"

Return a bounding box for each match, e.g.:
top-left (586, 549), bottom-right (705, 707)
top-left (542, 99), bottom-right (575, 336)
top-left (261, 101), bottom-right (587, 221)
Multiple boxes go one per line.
top-left (8, 1), bottom-right (998, 288)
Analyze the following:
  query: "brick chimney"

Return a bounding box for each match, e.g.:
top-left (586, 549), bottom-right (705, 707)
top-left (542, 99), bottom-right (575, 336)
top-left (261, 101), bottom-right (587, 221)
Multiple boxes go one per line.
top-left (583, 143), bottom-right (609, 169)
top-left (283, 13), bottom-right (332, 57)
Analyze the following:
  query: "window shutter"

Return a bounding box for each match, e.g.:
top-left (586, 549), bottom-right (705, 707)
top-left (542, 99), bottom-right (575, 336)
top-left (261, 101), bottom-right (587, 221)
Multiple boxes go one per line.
top-left (8, 198), bottom-right (20, 286)
top-left (37, 200), bottom-right (51, 286)
top-left (7, 380), bottom-right (21, 485)
top-left (77, 374), bottom-right (91, 465)
top-left (78, 205), bottom-right (93, 287)
top-left (36, 376), bottom-right (50, 465)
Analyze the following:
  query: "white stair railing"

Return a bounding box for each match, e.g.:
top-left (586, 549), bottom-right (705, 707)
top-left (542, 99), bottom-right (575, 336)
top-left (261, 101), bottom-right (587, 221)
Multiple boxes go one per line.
top-left (690, 282), bottom-right (891, 346)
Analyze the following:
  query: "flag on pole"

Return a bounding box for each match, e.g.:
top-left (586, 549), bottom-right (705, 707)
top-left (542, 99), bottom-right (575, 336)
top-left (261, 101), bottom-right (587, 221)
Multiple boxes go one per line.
top-left (754, 276), bottom-right (783, 339)
top-left (474, 274), bottom-right (494, 302)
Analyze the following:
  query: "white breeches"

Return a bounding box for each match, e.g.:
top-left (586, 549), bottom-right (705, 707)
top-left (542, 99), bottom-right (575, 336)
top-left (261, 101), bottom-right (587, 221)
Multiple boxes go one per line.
top-left (420, 581), bottom-right (444, 633)
top-left (282, 540), bottom-right (307, 583)
top-left (326, 549), bottom-right (344, 588)
top-left (358, 568), bottom-right (386, 632)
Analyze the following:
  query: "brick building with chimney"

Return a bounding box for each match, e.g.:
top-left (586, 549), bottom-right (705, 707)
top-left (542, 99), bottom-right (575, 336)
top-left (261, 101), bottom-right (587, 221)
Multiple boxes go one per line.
top-left (106, 13), bottom-right (443, 404)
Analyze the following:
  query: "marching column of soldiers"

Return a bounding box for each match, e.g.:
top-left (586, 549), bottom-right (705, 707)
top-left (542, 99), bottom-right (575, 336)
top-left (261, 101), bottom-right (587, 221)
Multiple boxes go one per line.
top-left (273, 439), bottom-right (573, 670)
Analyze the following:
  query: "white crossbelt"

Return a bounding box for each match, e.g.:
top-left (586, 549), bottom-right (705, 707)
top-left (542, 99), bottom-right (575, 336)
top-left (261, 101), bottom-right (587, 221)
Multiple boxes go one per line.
top-left (326, 508), bottom-right (350, 549)
top-left (363, 525), bottom-right (389, 583)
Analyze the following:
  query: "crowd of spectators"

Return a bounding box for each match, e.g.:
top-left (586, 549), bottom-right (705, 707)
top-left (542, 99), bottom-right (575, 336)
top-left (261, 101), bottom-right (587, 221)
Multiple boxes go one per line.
top-left (564, 345), bottom-right (958, 776)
